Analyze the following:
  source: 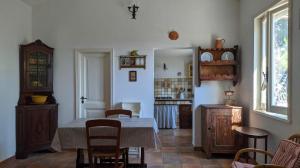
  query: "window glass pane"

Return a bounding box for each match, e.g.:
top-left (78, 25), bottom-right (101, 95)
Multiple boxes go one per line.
top-left (271, 8), bottom-right (288, 107)
top-left (260, 18), bottom-right (267, 110)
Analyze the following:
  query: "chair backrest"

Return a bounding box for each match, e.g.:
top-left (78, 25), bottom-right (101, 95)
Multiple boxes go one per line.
top-left (86, 119), bottom-right (121, 168)
top-left (271, 139), bottom-right (300, 168)
top-left (288, 134), bottom-right (300, 144)
top-left (105, 109), bottom-right (132, 118)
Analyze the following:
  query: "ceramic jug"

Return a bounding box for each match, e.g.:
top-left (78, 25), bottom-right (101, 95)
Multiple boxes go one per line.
top-left (215, 38), bottom-right (225, 49)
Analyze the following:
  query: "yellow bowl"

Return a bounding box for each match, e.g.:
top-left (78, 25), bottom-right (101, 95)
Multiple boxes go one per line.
top-left (31, 95), bottom-right (48, 104)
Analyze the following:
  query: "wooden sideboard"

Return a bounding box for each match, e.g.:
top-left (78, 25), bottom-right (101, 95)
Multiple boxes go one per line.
top-left (201, 105), bottom-right (244, 158)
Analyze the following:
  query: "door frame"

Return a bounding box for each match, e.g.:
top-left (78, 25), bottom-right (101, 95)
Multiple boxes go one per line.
top-left (74, 48), bottom-right (114, 119)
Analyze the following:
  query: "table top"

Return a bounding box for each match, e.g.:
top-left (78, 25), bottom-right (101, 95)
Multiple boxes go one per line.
top-left (61, 117), bottom-right (158, 131)
top-left (51, 117), bottom-right (160, 151)
top-left (234, 126), bottom-right (269, 138)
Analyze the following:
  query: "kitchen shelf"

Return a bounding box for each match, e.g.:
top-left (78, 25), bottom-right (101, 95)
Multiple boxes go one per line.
top-left (119, 55), bottom-right (146, 69)
top-left (200, 74), bottom-right (237, 80)
top-left (198, 45), bottom-right (240, 86)
top-left (200, 60), bottom-right (237, 66)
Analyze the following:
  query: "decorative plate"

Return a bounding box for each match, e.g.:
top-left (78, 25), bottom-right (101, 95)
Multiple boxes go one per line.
top-left (221, 52), bottom-right (234, 61)
top-left (169, 31), bottom-right (179, 40)
top-left (200, 52), bottom-right (213, 62)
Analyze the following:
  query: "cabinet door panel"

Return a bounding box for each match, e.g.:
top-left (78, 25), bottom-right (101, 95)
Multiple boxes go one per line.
top-left (214, 115), bottom-right (235, 146)
top-left (211, 112), bottom-right (239, 152)
top-left (179, 105), bottom-right (192, 129)
top-left (26, 109), bottom-right (51, 149)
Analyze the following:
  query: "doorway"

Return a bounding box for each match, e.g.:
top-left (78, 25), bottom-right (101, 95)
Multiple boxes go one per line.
top-left (154, 48), bottom-right (195, 147)
top-left (75, 49), bottom-right (113, 119)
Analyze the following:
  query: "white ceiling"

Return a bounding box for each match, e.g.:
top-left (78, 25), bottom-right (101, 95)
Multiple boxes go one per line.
top-left (21, 0), bottom-right (48, 6)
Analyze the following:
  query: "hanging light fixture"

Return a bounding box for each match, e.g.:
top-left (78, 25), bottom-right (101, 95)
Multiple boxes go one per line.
top-left (128, 0), bottom-right (139, 19)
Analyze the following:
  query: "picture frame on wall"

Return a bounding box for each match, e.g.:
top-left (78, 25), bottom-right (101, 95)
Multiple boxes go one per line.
top-left (129, 71), bottom-right (137, 82)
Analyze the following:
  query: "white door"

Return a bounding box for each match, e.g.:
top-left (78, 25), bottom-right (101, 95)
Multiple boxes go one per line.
top-left (75, 49), bottom-right (112, 119)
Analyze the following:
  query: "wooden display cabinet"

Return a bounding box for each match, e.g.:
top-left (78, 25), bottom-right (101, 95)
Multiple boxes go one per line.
top-left (16, 40), bottom-right (58, 159)
top-left (198, 46), bottom-right (240, 86)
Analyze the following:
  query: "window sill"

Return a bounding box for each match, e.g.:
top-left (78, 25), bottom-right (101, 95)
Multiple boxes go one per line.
top-left (253, 110), bottom-right (290, 123)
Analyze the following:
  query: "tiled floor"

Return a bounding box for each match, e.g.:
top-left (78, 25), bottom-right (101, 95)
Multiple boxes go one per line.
top-left (0, 129), bottom-right (232, 168)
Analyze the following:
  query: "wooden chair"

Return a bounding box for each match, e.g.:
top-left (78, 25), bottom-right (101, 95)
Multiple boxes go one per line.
top-left (288, 134), bottom-right (300, 143)
top-left (232, 134), bottom-right (300, 168)
top-left (86, 119), bottom-right (124, 168)
top-left (105, 109), bottom-right (132, 166)
top-left (105, 109), bottom-right (132, 118)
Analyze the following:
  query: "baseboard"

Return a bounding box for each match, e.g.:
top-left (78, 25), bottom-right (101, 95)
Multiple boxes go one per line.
top-left (0, 155), bottom-right (15, 165)
top-left (193, 146), bottom-right (203, 151)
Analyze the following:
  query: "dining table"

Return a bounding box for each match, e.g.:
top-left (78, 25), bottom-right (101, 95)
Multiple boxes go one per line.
top-left (51, 117), bottom-right (160, 168)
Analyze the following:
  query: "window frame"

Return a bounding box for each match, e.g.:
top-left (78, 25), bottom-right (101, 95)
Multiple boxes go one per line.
top-left (254, 0), bottom-right (292, 122)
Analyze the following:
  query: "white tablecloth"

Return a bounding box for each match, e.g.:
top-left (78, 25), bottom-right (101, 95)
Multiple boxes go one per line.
top-left (51, 118), bottom-right (159, 151)
top-left (154, 105), bottom-right (177, 129)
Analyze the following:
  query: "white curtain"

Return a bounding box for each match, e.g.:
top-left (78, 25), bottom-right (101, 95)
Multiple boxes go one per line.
top-left (154, 105), bottom-right (177, 129)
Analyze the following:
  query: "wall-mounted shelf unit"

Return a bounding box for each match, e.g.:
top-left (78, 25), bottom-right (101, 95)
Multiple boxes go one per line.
top-left (119, 55), bottom-right (146, 69)
top-left (198, 46), bottom-right (240, 86)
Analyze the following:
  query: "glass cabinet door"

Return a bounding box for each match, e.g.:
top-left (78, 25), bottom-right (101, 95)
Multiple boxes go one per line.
top-left (27, 51), bottom-right (49, 90)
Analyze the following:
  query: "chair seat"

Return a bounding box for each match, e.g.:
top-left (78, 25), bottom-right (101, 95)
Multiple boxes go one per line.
top-left (232, 161), bottom-right (255, 168)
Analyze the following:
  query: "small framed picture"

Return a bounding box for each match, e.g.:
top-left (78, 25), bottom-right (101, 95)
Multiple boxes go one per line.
top-left (129, 71), bottom-right (137, 82)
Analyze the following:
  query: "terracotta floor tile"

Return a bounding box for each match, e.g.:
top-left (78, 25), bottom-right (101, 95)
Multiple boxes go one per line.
top-left (158, 129), bottom-right (174, 136)
top-left (160, 147), bottom-right (177, 153)
top-left (182, 163), bottom-right (203, 168)
top-left (177, 146), bottom-right (194, 153)
top-left (145, 152), bottom-right (163, 164)
top-left (199, 159), bottom-right (222, 166)
top-left (174, 129), bottom-right (192, 137)
top-left (162, 153), bottom-right (181, 164)
top-left (179, 152), bottom-right (202, 164)
top-left (164, 164), bottom-right (182, 168)
top-left (202, 165), bottom-right (222, 168)
top-left (148, 164), bottom-right (164, 168)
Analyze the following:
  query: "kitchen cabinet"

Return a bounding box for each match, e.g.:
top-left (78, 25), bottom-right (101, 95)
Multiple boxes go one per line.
top-left (179, 104), bottom-right (192, 129)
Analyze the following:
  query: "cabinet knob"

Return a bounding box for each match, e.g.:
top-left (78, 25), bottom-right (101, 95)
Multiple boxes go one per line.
top-left (208, 127), bottom-right (211, 130)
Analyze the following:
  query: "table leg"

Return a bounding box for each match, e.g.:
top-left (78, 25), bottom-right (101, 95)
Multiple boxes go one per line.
top-left (265, 137), bottom-right (268, 163)
top-left (141, 147), bottom-right (145, 166)
top-left (125, 148), bottom-right (129, 168)
top-left (76, 149), bottom-right (84, 168)
top-left (253, 138), bottom-right (257, 160)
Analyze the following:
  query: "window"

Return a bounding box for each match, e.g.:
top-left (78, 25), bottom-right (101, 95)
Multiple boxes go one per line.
top-left (254, 1), bottom-right (290, 118)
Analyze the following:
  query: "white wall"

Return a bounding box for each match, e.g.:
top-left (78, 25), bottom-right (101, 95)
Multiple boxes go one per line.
top-left (238, 0), bottom-right (300, 152)
top-left (155, 49), bottom-right (193, 78)
top-left (31, 0), bottom-right (240, 147)
top-left (0, 0), bottom-right (32, 161)
top-left (114, 48), bottom-right (154, 118)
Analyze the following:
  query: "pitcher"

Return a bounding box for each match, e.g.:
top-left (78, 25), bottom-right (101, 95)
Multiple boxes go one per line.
top-left (215, 37), bottom-right (225, 49)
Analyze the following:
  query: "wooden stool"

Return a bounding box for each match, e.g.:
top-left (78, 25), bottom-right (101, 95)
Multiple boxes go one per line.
top-left (234, 127), bottom-right (269, 163)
